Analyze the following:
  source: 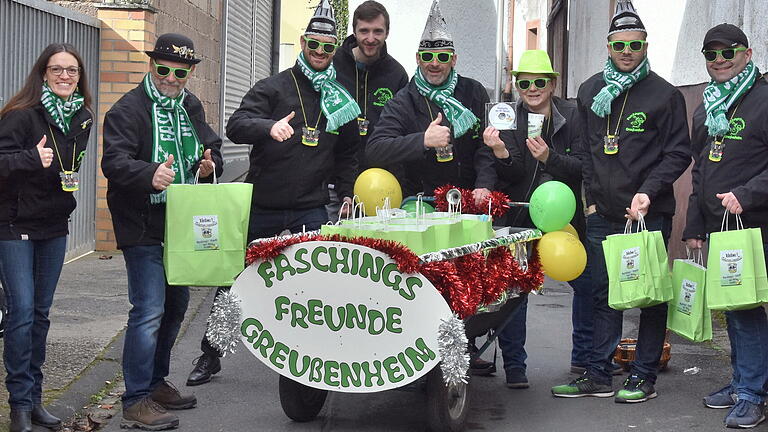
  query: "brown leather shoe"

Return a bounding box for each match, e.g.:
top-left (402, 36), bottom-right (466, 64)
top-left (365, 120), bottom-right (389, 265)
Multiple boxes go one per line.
top-left (121, 397), bottom-right (179, 430)
top-left (151, 380), bottom-right (197, 410)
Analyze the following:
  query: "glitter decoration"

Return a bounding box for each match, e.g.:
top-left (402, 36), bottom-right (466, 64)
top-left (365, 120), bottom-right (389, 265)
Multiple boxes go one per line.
top-left (206, 291), bottom-right (243, 356)
top-left (438, 314), bottom-right (469, 386)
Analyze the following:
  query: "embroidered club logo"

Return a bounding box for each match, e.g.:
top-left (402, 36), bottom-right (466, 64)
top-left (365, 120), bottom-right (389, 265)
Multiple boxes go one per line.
top-left (725, 117), bottom-right (745, 140)
top-left (373, 88), bottom-right (394, 107)
top-left (625, 112), bottom-right (647, 132)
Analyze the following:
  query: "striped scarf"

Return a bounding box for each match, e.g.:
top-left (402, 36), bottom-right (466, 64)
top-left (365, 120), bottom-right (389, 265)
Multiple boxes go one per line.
top-left (143, 74), bottom-right (203, 204)
top-left (703, 61), bottom-right (757, 137)
top-left (41, 83), bottom-right (84, 134)
top-left (414, 68), bottom-right (478, 138)
top-left (591, 57), bottom-right (650, 117)
top-left (296, 52), bottom-right (360, 132)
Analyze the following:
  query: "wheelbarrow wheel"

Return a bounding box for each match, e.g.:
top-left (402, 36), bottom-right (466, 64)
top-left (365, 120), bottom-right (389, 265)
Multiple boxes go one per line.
top-left (425, 365), bottom-right (470, 432)
top-left (278, 375), bottom-right (328, 422)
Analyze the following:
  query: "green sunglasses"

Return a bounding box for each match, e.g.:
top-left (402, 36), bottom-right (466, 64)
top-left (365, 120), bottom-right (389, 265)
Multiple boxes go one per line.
top-left (516, 77), bottom-right (552, 90)
top-left (153, 62), bottom-right (191, 79)
top-left (608, 40), bottom-right (647, 53)
top-left (702, 46), bottom-right (747, 62)
top-left (418, 51), bottom-right (454, 63)
top-left (303, 36), bottom-right (338, 54)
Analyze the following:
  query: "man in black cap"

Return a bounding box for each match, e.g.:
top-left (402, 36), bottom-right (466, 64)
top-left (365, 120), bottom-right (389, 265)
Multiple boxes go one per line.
top-left (184, 0), bottom-right (359, 386)
top-left (684, 23), bottom-right (768, 429)
top-left (327, 0), bottom-right (409, 221)
top-left (551, 0), bottom-right (691, 403)
top-left (102, 32), bottom-right (223, 430)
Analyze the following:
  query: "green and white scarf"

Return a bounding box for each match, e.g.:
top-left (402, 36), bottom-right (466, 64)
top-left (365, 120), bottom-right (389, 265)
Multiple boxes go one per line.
top-left (296, 52), bottom-right (360, 132)
top-left (41, 83), bottom-right (84, 134)
top-left (143, 74), bottom-right (203, 204)
top-left (591, 57), bottom-right (650, 117)
top-left (703, 60), bottom-right (757, 137)
top-left (414, 68), bottom-right (478, 138)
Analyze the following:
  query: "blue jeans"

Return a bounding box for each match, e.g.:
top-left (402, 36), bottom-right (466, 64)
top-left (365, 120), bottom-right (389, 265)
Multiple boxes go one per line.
top-left (569, 262), bottom-right (594, 367)
top-left (498, 295), bottom-right (528, 373)
top-left (723, 243), bottom-right (768, 405)
top-left (0, 236), bottom-right (66, 410)
top-left (122, 245), bottom-right (190, 407)
top-left (248, 206), bottom-right (329, 242)
top-left (586, 213), bottom-right (671, 384)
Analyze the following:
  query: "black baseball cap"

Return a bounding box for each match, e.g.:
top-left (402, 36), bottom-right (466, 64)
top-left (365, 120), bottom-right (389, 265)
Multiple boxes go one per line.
top-left (702, 23), bottom-right (748, 50)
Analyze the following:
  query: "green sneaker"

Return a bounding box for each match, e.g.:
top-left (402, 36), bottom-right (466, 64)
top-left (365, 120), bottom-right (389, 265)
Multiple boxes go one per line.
top-left (551, 374), bottom-right (614, 398)
top-left (615, 374), bottom-right (657, 403)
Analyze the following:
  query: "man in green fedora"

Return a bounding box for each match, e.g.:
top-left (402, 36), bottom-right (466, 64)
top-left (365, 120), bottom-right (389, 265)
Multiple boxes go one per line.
top-left (483, 49), bottom-right (586, 388)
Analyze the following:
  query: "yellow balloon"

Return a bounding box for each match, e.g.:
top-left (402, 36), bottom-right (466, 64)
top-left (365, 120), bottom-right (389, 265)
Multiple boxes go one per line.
top-left (559, 223), bottom-right (578, 239)
top-left (537, 231), bottom-right (587, 282)
top-left (353, 168), bottom-right (403, 216)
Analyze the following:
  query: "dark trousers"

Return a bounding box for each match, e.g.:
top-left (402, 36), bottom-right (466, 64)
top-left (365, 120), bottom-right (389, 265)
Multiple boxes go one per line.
top-left (201, 206), bottom-right (329, 357)
top-left (586, 213), bottom-right (671, 385)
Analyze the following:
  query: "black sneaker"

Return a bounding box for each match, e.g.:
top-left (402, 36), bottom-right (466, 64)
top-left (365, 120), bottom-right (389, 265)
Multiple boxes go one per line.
top-left (551, 374), bottom-right (614, 398)
top-left (615, 374), bottom-right (657, 403)
top-left (506, 368), bottom-right (529, 389)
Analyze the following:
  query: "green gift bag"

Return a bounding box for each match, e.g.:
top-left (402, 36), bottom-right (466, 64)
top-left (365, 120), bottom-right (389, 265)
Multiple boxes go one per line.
top-left (163, 179), bottom-right (253, 286)
top-left (667, 250), bottom-right (712, 342)
top-left (604, 219), bottom-right (650, 310)
top-left (706, 212), bottom-right (768, 310)
top-left (646, 230), bottom-right (674, 304)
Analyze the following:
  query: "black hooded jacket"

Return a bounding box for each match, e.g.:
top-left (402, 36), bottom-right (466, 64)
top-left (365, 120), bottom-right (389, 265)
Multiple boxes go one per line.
top-left (577, 70), bottom-right (691, 222)
top-left (684, 75), bottom-right (768, 244)
top-left (0, 104), bottom-right (92, 240)
top-left (333, 35), bottom-right (409, 173)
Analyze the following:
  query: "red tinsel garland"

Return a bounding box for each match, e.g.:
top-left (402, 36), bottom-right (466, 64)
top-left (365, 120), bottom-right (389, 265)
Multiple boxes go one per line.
top-left (432, 184), bottom-right (511, 218)
top-left (245, 234), bottom-right (543, 319)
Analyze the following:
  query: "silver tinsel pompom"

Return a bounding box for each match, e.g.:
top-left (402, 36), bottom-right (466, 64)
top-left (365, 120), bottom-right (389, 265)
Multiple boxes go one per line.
top-left (438, 314), bottom-right (469, 386)
top-left (205, 291), bottom-right (242, 356)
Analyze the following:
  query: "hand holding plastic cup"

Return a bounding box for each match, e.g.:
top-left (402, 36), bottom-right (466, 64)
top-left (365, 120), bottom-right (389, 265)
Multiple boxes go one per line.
top-left (528, 113), bottom-right (545, 138)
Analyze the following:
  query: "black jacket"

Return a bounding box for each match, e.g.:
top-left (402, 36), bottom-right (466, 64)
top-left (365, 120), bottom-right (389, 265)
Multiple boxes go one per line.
top-left (333, 35), bottom-right (409, 173)
top-left (495, 97), bottom-right (586, 239)
top-left (577, 71), bottom-right (691, 222)
top-left (0, 104), bottom-right (92, 240)
top-left (226, 63), bottom-right (358, 209)
top-left (102, 85), bottom-right (224, 249)
top-left (684, 76), bottom-right (768, 244)
top-left (366, 75), bottom-right (495, 196)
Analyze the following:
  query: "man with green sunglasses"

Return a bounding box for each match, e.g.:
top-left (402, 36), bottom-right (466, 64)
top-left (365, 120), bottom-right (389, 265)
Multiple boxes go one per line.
top-left (551, 0), bottom-right (690, 405)
top-left (684, 23), bottom-right (768, 430)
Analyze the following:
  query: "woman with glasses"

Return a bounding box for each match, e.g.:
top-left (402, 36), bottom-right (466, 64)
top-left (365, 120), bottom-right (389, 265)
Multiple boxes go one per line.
top-left (482, 49), bottom-right (586, 390)
top-left (0, 43), bottom-right (93, 432)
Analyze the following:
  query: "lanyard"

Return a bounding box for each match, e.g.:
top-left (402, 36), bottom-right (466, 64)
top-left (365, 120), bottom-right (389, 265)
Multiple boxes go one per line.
top-left (48, 124), bottom-right (75, 172)
top-left (605, 90), bottom-right (630, 138)
top-left (355, 67), bottom-right (369, 119)
top-left (290, 70), bottom-right (323, 129)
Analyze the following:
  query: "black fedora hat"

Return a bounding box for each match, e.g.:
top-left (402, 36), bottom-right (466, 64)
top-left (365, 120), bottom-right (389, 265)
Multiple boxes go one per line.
top-left (145, 33), bottom-right (201, 64)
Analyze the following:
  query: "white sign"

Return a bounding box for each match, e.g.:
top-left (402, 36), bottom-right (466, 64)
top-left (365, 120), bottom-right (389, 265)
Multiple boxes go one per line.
top-left (232, 241), bottom-right (453, 393)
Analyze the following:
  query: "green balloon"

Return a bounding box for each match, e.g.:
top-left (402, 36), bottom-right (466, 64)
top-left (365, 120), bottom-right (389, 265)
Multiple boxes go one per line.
top-left (401, 200), bottom-right (435, 213)
top-left (529, 181), bottom-right (576, 232)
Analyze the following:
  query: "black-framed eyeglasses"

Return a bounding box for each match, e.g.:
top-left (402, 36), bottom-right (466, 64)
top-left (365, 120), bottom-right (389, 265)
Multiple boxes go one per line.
top-left (702, 47), bottom-right (747, 62)
top-left (418, 51), bottom-right (454, 63)
top-left (516, 78), bottom-right (552, 90)
top-left (303, 36), bottom-right (338, 54)
top-left (153, 62), bottom-right (191, 79)
top-left (47, 65), bottom-right (81, 77)
top-left (608, 40), bottom-right (647, 53)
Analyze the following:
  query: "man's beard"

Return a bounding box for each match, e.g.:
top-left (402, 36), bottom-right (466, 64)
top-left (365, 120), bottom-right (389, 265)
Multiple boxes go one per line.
top-left (151, 74), bottom-right (183, 98)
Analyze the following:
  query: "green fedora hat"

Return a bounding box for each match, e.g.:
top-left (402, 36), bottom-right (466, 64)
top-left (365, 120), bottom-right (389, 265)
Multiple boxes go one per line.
top-left (511, 49), bottom-right (560, 76)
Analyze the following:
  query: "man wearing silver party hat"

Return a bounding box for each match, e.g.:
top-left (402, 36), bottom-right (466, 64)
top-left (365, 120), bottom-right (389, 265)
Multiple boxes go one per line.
top-left (366, 0), bottom-right (495, 201)
top-left (187, 0), bottom-right (359, 387)
top-left (551, 0), bottom-right (690, 403)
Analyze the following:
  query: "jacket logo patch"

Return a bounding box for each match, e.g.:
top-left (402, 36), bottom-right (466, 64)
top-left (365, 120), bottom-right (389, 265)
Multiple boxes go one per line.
top-left (373, 88), bottom-right (394, 107)
top-left (470, 119), bottom-right (481, 140)
top-left (625, 112), bottom-right (647, 132)
top-left (725, 117), bottom-right (745, 140)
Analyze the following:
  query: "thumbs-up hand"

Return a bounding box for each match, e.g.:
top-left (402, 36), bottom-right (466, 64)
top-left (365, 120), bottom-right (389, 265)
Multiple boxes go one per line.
top-left (152, 154), bottom-right (176, 191)
top-left (423, 113), bottom-right (451, 148)
top-left (36, 135), bottom-right (53, 168)
top-left (198, 149), bottom-right (215, 178)
top-left (270, 111), bottom-right (296, 142)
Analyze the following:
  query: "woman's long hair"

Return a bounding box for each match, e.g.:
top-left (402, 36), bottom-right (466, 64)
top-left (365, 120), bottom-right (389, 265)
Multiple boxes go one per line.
top-left (0, 43), bottom-right (93, 118)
